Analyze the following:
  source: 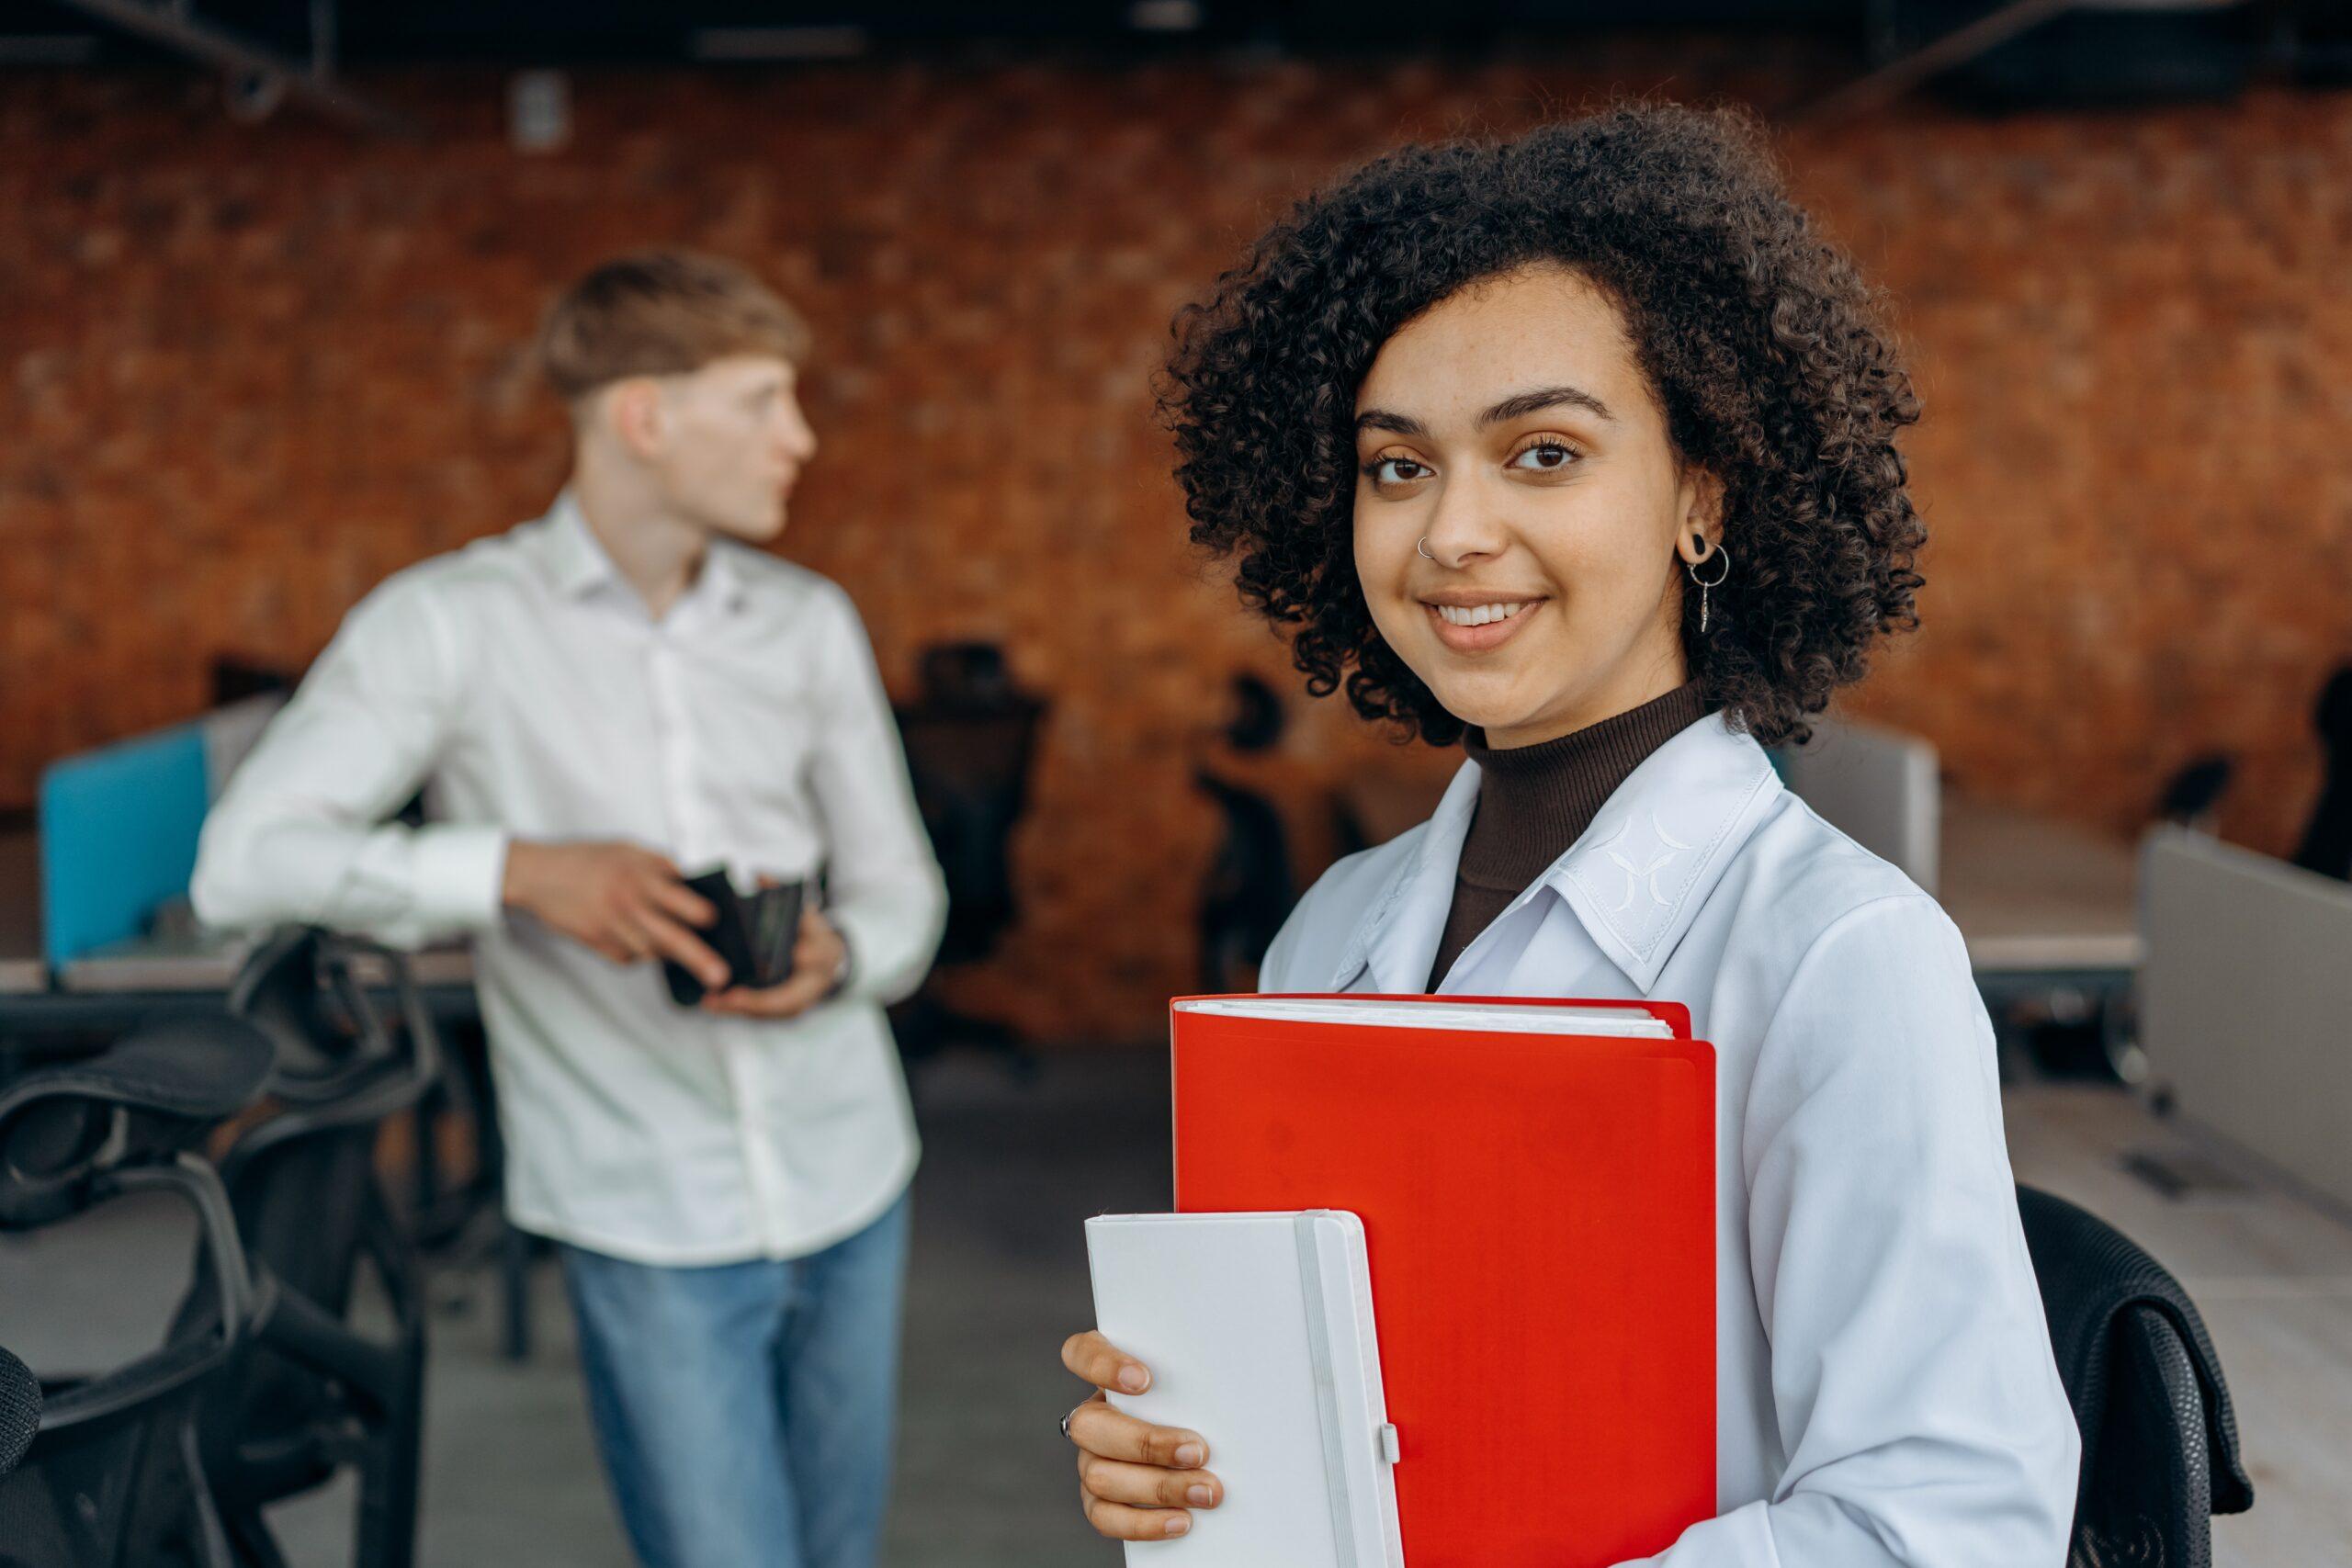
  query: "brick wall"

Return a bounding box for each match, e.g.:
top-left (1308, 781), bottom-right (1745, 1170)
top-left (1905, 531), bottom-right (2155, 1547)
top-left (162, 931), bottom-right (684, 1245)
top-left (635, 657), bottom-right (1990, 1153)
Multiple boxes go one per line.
top-left (5, 58), bottom-right (2348, 1043)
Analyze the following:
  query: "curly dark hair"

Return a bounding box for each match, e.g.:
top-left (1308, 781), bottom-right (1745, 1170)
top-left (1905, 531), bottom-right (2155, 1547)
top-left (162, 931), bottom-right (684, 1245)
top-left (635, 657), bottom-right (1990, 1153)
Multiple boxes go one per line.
top-left (1161, 103), bottom-right (1923, 749)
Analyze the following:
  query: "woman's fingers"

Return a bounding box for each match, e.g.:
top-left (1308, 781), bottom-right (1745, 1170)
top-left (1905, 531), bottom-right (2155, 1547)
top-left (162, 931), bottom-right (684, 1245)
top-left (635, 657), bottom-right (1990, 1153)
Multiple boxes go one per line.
top-left (1060, 1332), bottom-right (1218, 1540)
top-left (1065, 1396), bottom-right (1208, 1471)
top-left (1078, 1451), bottom-right (1223, 1511)
top-left (1061, 1330), bottom-right (1152, 1394)
top-left (1080, 1492), bottom-right (1197, 1541)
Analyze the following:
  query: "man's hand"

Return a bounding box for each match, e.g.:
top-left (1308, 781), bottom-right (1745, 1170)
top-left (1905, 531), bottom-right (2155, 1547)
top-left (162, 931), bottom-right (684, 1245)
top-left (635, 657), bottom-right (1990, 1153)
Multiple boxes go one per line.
top-left (700, 906), bottom-right (848, 1020)
top-left (502, 840), bottom-right (729, 987)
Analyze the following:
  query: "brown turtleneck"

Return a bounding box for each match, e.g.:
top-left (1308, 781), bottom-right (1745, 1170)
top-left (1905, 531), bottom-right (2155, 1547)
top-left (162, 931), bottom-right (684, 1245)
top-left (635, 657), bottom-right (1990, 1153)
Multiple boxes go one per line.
top-left (1426, 682), bottom-right (1713, 990)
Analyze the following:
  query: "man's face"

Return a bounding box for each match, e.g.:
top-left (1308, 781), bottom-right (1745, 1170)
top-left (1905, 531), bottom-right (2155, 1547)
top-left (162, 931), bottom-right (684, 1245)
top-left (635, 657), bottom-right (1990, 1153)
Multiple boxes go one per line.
top-left (643, 354), bottom-right (819, 543)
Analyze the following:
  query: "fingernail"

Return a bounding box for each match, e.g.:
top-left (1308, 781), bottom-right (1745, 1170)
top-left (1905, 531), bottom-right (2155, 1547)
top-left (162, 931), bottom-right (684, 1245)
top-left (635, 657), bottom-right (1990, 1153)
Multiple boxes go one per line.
top-left (1186, 1484), bottom-right (1214, 1506)
top-left (1117, 1367), bottom-right (1148, 1393)
top-left (1172, 1443), bottom-right (1204, 1468)
top-left (1163, 1516), bottom-right (1191, 1538)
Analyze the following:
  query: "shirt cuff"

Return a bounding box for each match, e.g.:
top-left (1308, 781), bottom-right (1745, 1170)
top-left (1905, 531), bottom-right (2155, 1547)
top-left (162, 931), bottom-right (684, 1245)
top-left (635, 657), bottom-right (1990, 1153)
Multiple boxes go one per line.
top-left (411, 825), bottom-right (510, 933)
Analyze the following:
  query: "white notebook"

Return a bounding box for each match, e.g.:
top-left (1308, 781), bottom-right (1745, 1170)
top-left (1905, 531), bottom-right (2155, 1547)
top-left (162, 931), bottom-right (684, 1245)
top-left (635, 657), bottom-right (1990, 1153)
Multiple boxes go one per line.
top-left (1084, 1210), bottom-right (1404, 1568)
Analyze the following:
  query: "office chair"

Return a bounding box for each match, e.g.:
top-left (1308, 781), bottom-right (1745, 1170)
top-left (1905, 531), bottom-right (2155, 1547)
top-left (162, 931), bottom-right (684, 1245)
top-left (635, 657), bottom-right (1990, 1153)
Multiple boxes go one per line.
top-left (0, 1014), bottom-right (275, 1568)
top-left (1193, 772), bottom-right (1294, 994)
top-left (890, 643), bottom-right (1046, 1078)
top-left (160, 929), bottom-right (437, 1568)
top-left (2292, 663), bottom-right (2352, 880)
top-left (2017, 1185), bottom-right (2254, 1567)
top-left (1192, 675), bottom-right (1300, 993)
top-left (2155, 753), bottom-right (2234, 832)
top-left (0, 1348), bottom-right (37, 1481)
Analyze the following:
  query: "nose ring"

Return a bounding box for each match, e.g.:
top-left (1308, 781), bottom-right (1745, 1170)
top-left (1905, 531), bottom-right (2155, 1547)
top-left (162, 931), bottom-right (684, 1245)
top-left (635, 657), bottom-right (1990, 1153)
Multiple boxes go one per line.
top-left (1417, 536), bottom-right (1434, 560)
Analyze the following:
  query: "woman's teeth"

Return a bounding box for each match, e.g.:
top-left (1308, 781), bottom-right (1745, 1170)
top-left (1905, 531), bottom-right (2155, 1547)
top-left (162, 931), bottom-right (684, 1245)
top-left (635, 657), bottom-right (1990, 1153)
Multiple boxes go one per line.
top-left (1433, 602), bottom-right (1533, 627)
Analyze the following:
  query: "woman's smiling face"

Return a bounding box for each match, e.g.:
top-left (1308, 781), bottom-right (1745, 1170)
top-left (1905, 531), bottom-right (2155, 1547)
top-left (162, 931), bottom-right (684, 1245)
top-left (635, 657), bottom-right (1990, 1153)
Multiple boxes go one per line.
top-left (1351, 264), bottom-right (1721, 749)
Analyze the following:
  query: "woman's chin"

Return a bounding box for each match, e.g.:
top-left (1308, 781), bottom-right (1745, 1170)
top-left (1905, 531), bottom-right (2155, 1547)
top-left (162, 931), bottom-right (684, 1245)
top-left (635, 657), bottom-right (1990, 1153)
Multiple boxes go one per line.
top-left (1428, 683), bottom-right (1546, 739)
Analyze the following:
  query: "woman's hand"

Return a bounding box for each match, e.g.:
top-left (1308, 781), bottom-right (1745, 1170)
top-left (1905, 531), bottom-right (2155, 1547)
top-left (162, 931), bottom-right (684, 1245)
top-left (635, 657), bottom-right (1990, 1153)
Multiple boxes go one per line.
top-left (1060, 1330), bottom-right (1224, 1541)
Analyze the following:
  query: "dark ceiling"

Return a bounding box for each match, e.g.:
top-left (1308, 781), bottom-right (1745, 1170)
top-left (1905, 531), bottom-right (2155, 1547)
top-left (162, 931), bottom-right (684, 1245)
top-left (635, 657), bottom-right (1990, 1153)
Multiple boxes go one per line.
top-left (2, 2), bottom-right (2346, 106)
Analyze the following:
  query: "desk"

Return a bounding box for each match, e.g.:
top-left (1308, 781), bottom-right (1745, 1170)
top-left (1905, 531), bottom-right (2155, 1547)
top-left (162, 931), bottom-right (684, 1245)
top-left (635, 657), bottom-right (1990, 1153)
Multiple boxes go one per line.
top-left (1938, 796), bottom-right (2142, 978)
top-left (0, 826), bottom-right (477, 1037)
top-left (1937, 795), bottom-right (2142, 1078)
top-left (0, 831), bottom-right (45, 995)
top-left (15, 935), bottom-right (481, 1037)
top-left (58, 931), bottom-right (476, 996)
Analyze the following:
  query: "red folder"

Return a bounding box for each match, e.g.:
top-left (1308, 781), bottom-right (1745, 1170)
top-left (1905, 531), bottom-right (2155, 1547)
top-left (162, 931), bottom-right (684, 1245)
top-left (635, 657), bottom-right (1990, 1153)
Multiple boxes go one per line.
top-left (1171, 993), bottom-right (1715, 1567)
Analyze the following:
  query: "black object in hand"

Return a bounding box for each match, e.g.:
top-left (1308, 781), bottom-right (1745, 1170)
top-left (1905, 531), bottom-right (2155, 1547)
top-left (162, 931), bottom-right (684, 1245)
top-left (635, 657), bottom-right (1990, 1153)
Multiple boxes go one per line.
top-left (662, 871), bottom-right (807, 1006)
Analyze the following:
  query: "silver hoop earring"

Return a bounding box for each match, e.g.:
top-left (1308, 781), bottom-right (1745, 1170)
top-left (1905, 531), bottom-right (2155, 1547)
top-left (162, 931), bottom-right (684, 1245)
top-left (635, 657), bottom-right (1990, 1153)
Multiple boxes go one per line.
top-left (1417, 536), bottom-right (1434, 561)
top-left (1689, 544), bottom-right (1731, 634)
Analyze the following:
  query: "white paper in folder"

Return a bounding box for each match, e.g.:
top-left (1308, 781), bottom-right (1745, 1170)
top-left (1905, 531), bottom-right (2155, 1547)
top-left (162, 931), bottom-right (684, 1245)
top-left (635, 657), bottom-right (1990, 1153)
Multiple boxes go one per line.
top-left (1083, 1210), bottom-right (1404, 1568)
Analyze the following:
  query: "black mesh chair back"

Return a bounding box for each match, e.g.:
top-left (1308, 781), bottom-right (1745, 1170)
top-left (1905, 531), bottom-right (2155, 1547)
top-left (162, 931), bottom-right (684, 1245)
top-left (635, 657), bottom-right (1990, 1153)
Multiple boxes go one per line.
top-left (2293, 663), bottom-right (2352, 880)
top-left (165, 929), bottom-right (438, 1568)
top-left (2155, 754), bottom-right (2233, 830)
top-left (2018, 1185), bottom-right (2254, 1568)
top-left (0, 1348), bottom-right (37, 1481)
top-left (1193, 770), bottom-right (1294, 992)
top-left (885, 643), bottom-right (1048, 1078)
top-left (895, 644), bottom-right (1046, 964)
top-left (0, 1016), bottom-right (273, 1568)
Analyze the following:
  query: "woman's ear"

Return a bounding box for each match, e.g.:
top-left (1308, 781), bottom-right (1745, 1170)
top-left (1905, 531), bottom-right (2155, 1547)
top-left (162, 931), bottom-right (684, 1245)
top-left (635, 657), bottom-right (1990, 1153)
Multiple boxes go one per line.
top-left (1674, 469), bottom-right (1725, 566)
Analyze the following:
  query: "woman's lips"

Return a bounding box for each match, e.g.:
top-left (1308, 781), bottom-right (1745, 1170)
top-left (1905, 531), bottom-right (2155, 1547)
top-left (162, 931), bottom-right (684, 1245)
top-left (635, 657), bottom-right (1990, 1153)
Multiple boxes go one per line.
top-left (1425, 599), bottom-right (1544, 654)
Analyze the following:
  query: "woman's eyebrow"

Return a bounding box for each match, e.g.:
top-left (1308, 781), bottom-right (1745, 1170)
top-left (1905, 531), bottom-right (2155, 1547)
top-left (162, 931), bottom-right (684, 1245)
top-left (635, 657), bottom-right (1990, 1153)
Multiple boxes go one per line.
top-left (1353, 385), bottom-right (1617, 438)
top-left (1478, 385), bottom-right (1616, 427)
top-left (1353, 408), bottom-right (1426, 437)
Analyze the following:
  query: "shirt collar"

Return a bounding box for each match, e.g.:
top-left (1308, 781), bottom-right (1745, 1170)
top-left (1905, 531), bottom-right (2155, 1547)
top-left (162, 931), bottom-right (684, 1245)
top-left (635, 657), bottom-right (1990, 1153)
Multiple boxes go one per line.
top-left (537, 491), bottom-right (614, 598)
top-left (1337, 711), bottom-right (1782, 995)
top-left (534, 491), bottom-right (751, 615)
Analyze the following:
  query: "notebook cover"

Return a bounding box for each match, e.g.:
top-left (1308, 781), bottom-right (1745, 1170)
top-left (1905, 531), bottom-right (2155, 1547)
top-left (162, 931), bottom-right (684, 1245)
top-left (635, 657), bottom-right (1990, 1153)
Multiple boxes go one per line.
top-left (1170, 993), bottom-right (1715, 1568)
top-left (1087, 1212), bottom-right (1402, 1568)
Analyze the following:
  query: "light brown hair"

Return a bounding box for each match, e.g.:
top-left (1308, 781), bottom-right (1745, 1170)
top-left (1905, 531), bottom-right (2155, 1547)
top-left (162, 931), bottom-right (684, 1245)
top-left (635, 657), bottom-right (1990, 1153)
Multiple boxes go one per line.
top-left (537, 250), bottom-right (811, 403)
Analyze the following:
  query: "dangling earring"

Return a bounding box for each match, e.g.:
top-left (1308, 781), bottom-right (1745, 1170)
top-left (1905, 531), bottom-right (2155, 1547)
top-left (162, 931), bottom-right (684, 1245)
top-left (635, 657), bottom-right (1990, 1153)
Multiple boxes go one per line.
top-left (1689, 540), bottom-right (1731, 635)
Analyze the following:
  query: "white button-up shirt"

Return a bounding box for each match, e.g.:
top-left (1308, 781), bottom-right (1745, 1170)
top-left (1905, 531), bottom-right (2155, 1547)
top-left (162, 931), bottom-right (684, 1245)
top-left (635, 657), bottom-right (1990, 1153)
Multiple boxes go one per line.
top-left (193, 495), bottom-right (946, 1266)
top-left (1261, 712), bottom-right (2079, 1567)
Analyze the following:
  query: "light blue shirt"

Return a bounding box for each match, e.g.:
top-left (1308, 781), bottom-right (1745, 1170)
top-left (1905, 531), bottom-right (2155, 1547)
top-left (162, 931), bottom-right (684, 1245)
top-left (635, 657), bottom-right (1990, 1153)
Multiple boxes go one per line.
top-left (1261, 712), bottom-right (2079, 1567)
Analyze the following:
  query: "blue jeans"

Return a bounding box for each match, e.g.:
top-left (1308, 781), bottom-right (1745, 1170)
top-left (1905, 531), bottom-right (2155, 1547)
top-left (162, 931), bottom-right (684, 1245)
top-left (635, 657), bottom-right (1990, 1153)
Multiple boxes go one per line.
top-left (557, 1193), bottom-right (912, 1568)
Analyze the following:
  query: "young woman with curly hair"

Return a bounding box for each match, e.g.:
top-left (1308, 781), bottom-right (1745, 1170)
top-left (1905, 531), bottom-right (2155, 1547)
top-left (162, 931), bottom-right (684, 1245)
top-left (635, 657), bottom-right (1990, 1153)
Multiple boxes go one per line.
top-left (1058, 104), bottom-right (2079, 1565)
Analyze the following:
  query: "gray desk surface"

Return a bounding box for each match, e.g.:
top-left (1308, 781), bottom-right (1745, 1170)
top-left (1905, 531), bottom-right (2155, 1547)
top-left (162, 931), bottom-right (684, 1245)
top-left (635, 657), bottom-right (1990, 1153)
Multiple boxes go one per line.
top-left (57, 931), bottom-right (476, 995)
top-left (0, 830), bottom-right (45, 995)
top-left (3, 827), bottom-right (474, 1004)
top-left (1938, 795), bottom-right (2141, 976)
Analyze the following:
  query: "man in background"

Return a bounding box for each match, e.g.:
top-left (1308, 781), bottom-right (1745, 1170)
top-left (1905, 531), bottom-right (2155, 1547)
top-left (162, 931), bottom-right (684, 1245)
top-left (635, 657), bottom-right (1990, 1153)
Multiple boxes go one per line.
top-left (194, 250), bottom-right (946, 1568)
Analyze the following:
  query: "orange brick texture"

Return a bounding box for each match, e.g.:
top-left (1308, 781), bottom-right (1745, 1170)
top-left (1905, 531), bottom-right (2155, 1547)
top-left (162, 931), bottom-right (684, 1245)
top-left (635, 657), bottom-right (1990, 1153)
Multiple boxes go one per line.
top-left (4, 59), bottom-right (2348, 1043)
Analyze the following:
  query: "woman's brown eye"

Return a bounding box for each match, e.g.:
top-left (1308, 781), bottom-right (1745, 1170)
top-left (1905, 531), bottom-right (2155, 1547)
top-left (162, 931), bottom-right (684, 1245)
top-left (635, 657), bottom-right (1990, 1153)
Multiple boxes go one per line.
top-left (1364, 457), bottom-right (1428, 484)
top-left (1512, 442), bottom-right (1577, 471)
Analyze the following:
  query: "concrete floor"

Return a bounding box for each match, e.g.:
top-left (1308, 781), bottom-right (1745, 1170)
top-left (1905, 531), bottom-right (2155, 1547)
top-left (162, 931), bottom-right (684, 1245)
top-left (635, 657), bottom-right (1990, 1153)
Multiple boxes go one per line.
top-left (6, 1050), bottom-right (2349, 1566)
